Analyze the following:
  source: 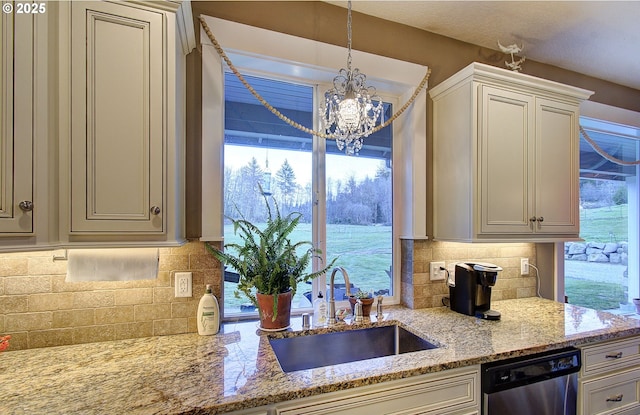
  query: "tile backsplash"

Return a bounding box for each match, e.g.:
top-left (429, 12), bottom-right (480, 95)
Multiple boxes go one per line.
top-left (401, 240), bottom-right (537, 309)
top-left (0, 241), bottom-right (222, 351)
top-left (1, 239), bottom-right (537, 351)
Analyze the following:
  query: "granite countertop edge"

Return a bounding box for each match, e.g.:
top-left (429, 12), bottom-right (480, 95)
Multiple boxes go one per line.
top-left (2, 297), bottom-right (640, 415)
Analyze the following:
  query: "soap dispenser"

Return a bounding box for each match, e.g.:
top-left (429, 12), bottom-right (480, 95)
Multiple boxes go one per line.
top-left (313, 291), bottom-right (327, 327)
top-left (197, 284), bottom-right (220, 335)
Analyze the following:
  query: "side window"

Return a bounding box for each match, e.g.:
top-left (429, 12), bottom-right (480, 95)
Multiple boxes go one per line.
top-left (564, 117), bottom-right (639, 312)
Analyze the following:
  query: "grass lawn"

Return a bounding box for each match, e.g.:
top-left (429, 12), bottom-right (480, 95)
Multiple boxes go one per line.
top-left (565, 278), bottom-right (627, 310)
top-left (579, 204), bottom-right (628, 242)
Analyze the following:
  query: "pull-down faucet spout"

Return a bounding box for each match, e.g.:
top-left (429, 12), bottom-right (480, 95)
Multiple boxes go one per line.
top-left (328, 267), bottom-right (351, 325)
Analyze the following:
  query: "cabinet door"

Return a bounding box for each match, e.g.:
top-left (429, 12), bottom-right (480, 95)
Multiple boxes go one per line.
top-left (534, 98), bottom-right (579, 234)
top-left (0, 11), bottom-right (33, 234)
top-left (479, 86), bottom-right (535, 234)
top-left (70, 2), bottom-right (164, 234)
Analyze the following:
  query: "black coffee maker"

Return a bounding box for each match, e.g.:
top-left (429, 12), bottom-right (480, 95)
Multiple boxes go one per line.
top-left (449, 262), bottom-right (502, 320)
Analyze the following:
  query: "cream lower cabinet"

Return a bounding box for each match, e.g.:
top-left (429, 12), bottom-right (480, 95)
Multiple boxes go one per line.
top-left (225, 366), bottom-right (480, 415)
top-left (429, 62), bottom-right (593, 242)
top-left (579, 336), bottom-right (640, 415)
top-left (59, 0), bottom-right (194, 246)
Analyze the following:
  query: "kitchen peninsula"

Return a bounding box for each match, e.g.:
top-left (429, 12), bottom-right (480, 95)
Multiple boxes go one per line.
top-left (1, 297), bottom-right (640, 414)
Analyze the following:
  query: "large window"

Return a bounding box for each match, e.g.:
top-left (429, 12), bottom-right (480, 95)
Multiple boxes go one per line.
top-left (222, 73), bottom-right (394, 316)
top-left (201, 15), bottom-right (428, 319)
top-left (564, 117), bottom-right (640, 312)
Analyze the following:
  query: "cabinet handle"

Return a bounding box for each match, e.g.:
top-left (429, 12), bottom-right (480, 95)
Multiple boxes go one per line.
top-left (150, 206), bottom-right (161, 215)
top-left (606, 394), bottom-right (624, 402)
top-left (19, 201), bottom-right (34, 212)
top-left (529, 217), bottom-right (537, 222)
top-left (537, 216), bottom-right (544, 222)
top-left (606, 352), bottom-right (623, 359)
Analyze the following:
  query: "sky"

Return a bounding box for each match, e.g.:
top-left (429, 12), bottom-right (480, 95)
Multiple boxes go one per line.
top-left (224, 144), bottom-right (384, 188)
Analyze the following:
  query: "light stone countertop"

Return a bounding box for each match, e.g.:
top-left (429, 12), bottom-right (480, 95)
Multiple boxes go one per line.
top-left (2, 297), bottom-right (640, 414)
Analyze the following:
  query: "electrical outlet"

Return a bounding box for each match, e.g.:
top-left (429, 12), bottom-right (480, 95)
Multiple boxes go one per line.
top-left (175, 272), bottom-right (193, 297)
top-left (430, 261), bottom-right (446, 281)
top-left (521, 258), bottom-right (529, 275)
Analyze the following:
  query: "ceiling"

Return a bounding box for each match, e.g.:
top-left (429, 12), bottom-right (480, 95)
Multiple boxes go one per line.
top-left (325, 1), bottom-right (640, 90)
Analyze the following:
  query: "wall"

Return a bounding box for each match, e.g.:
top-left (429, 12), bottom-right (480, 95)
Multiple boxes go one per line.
top-left (401, 240), bottom-right (538, 308)
top-left (0, 241), bottom-right (222, 351)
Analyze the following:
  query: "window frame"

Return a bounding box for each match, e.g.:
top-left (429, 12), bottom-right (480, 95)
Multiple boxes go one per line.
top-left (200, 16), bottom-right (429, 316)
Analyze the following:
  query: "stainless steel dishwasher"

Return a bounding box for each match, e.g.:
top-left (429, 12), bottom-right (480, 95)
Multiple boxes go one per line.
top-left (482, 347), bottom-right (582, 415)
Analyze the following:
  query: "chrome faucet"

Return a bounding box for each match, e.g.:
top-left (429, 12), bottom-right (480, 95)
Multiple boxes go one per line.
top-left (328, 267), bottom-right (351, 325)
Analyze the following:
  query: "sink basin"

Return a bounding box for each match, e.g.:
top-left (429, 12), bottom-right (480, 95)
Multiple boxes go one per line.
top-left (268, 324), bottom-right (438, 372)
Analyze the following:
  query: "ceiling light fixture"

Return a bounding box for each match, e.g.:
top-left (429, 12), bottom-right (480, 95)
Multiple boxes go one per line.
top-left (320, 0), bottom-right (384, 156)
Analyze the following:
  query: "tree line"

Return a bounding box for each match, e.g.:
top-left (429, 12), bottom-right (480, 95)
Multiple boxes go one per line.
top-left (223, 157), bottom-right (392, 226)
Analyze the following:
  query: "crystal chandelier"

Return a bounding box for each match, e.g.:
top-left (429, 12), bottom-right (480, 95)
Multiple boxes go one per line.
top-left (320, 0), bottom-right (384, 156)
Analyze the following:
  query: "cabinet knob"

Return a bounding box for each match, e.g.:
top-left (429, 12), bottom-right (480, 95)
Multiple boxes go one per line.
top-left (19, 201), bottom-right (34, 212)
top-left (529, 217), bottom-right (537, 222)
top-left (606, 394), bottom-right (624, 402)
top-left (537, 216), bottom-right (544, 222)
top-left (150, 206), bottom-right (161, 215)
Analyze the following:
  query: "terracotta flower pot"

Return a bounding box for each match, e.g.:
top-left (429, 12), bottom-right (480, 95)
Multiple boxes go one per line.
top-left (256, 290), bottom-right (293, 330)
top-left (349, 296), bottom-right (374, 316)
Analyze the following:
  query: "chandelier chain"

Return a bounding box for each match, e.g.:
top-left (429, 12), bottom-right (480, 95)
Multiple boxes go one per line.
top-left (346, 0), bottom-right (353, 71)
top-left (198, 16), bottom-right (431, 140)
top-left (579, 126), bottom-right (640, 165)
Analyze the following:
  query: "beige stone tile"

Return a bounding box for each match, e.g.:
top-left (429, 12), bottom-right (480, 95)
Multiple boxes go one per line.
top-left (517, 287), bottom-right (538, 298)
top-left (0, 315), bottom-right (4, 332)
top-left (172, 301), bottom-right (198, 319)
top-left (187, 316), bottom-right (197, 333)
top-left (153, 318), bottom-right (189, 336)
top-left (28, 293), bottom-right (75, 312)
top-left (153, 286), bottom-right (175, 303)
top-left (0, 257), bottom-right (28, 277)
top-left (5, 312), bottom-right (53, 331)
top-left (414, 260), bottom-right (430, 274)
top-left (72, 325), bottom-right (115, 344)
top-left (170, 241), bottom-right (206, 255)
top-left (28, 256), bottom-right (67, 276)
top-left (53, 309), bottom-right (95, 328)
top-left (4, 276), bottom-right (51, 295)
top-left (155, 271), bottom-right (171, 287)
top-left (114, 288), bottom-right (153, 306)
top-left (1, 295), bottom-right (29, 314)
top-left (413, 272), bottom-right (429, 285)
top-left (158, 254), bottom-right (189, 272)
top-left (95, 306), bottom-right (134, 324)
top-left (115, 321), bottom-right (153, 340)
top-left (29, 329), bottom-right (74, 349)
top-left (190, 253), bottom-right (218, 271)
top-left (73, 291), bottom-right (115, 308)
top-left (3, 331), bottom-right (27, 350)
top-left (500, 244), bottom-right (535, 259)
top-left (0, 277), bottom-right (4, 295)
top-left (134, 303), bottom-right (171, 321)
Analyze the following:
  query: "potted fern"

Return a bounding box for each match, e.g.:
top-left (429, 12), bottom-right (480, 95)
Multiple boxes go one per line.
top-left (207, 193), bottom-right (336, 330)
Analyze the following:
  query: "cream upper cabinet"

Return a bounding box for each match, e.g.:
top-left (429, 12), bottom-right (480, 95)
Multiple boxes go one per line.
top-left (59, 0), bottom-right (195, 246)
top-left (429, 62), bottom-right (593, 242)
top-left (0, 10), bottom-right (34, 235)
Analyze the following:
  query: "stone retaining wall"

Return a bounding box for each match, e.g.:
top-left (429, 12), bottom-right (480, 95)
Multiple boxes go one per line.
top-left (565, 241), bottom-right (628, 265)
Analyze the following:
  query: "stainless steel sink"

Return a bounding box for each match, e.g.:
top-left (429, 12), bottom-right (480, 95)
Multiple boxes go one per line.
top-left (268, 324), bottom-right (438, 372)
